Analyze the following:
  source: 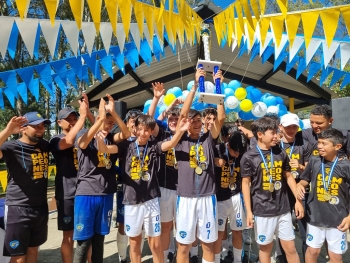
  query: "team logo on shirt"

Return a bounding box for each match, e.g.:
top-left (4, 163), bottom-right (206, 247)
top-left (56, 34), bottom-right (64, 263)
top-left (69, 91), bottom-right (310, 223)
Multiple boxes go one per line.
top-left (126, 225), bottom-right (130, 231)
top-left (312, 149), bottom-right (319, 156)
top-left (9, 240), bottom-right (19, 249)
top-left (189, 144), bottom-right (206, 168)
top-left (76, 223), bottom-right (84, 232)
top-left (218, 219), bottom-right (224, 226)
top-left (258, 235), bottom-right (266, 242)
top-left (130, 154), bottom-right (150, 181)
top-left (179, 231), bottom-right (187, 238)
top-left (261, 158), bottom-right (283, 191)
top-left (63, 216), bottom-right (72, 224)
top-left (31, 151), bottom-right (49, 180)
top-left (307, 234), bottom-right (313, 241)
top-left (316, 167), bottom-right (342, 202)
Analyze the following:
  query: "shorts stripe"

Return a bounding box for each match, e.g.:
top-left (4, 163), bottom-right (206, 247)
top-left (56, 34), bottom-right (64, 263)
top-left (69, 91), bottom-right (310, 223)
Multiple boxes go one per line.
top-left (176, 195), bottom-right (180, 214)
top-left (211, 195), bottom-right (216, 219)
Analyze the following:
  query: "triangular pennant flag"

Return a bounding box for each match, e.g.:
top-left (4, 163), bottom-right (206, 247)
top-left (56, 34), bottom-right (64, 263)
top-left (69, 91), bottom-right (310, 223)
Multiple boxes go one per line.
top-left (33, 24), bottom-right (41, 59)
top-left (235, 2), bottom-right (245, 34)
top-left (53, 74), bottom-right (67, 95)
top-left (51, 60), bottom-right (67, 84)
top-left (320, 8), bottom-right (340, 48)
top-left (143, 4), bottom-right (155, 45)
top-left (322, 41), bottom-right (339, 69)
top-left (341, 6), bottom-right (350, 38)
top-left (340, 42), bottom-right (350, 70)
top-left (270, 15), bottom-right (285, 48)
top-left (35, 63), bottom-right (53, 92)
top-left (130, 23), bottom-right (141, 51)
top-left (0, 90), bottom-right (4, 109)
top-left (0, 71), bottom-right (18, 98)
top-left (68, 0), bottom-right (84, 29)
top-left (15, 18), bottom-right (39, 58)
top-left (341, 73), bottom-right (350, 89)
top-left (259, 0), bottom-right (266, 15)
top-left (262, 46), bottom-right (274, 64)
top-left (307, 61), bottom-right (321, 82)
top-left (275, 34), bottom-right (288, 59)
top-left (231, 39), bottom-right (238, 52)
top-left (40, 78), bottom-right (55, 97)
top-left (305, 38), bottom-right (322, 66)
top-left (15, 0), bottom-right (30, 19)
top-left (82, 53), bottom-right (97, 73)
top-left (329, 68), bottom-right (345, 87)
top-left (301, 11), bottom-right (319, 48)
top-left (81, 65), bottom-right (90, 85)
top-left (139, 39), bottom-right (152, 66)
top-left (249, 42), bottom-right (260, 63)
top-left (87, 0), bottom-right (102, 32)
top-left (238, 38), bottom-right (248, 58)
top-left (110, 46), bottom-right (125, 73)
top-left (259, 17), bottom-right (270, 49)
top-left (105, 0), bottom-right (118, 35)
top-left (16, 67), bottom-right (34, 87)
top-left (285, 14), bottom-right (301, 49)
top-left (250, 0), bottom-right (260, 21)
top-left (117, 0), bottom-right (132, 38)
top-left (97, 50), bottom-right (107, 60)
top-left (66, 56), bottom-right (82, 79)
top-left (153, 37), bottom-right (163, 62)
top-left (0, 17), bottom-right (14, 59)
top-left (60, 20), bottom-right (79, 55)
top-left (134, 2), bottom-right (144, 38)
top-left (94, 60), bottom-right (102, 82)
top-left (296, 57), bottom-right (306, 79)
top-left (319, 67), bottom-right (333, 86)
top-left (100, 55), bottom-right (114, 78)
top-left (274, 51), bottom-right (288, 71)
top-left (28, 78), bottom-right (40, 101)
top-left (17, 82), bottom-right (28, 105)
top-left (115, 23), bottom-right (126, 53)
top-left (7, 22), bottom-right (19, 59)
top-left (260, 32), bottom-right (273, 56)
top-left (43, 0), bottom-right (59, 26)
top-left (81, 22), bottom-right (97, 55)
top-left (286, 54), bottom-right (299, 74)
top-left (143, 24), bottom-right (153, 52)
top-left (240, 0), bottom-right (255, 30)
top-left (3, 87), bottom-right (16, 108)
top-left (289, 36), bottom-right (304, 63)
top-left (39, 20), bottom-right (61, 58)
top-left (100, 23), bottom-right (112, 54)
top-left (66, 69), bottom-right (78, 89)
top-left (276, 0), bottom-right (288, 17)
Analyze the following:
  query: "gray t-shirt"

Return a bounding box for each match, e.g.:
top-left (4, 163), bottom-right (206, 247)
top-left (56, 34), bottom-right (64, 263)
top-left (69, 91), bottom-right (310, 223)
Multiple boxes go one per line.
top-left (175, 131), bottom-right (216, 197)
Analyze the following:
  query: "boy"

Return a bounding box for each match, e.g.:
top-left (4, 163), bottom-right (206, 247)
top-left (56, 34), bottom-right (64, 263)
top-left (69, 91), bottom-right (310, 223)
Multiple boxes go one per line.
top-left (297, 128), bottom-right (350, 263)
top-left (214, 129), bottom-right (247, 263)
top-left (49, 94), bottom-right (94, 263)
top-left (202, 107), bottom-right (217, 132)
top-left (241, 117), bottom-right (304, 263)
top-left (96, 114), bottom-right (190, 263)
top-left (174, 70), bottom-right (225, 263)
top-left (73, 95), bottom-right (130, 263)
top-left (0, 112), bottom-right (51, 262)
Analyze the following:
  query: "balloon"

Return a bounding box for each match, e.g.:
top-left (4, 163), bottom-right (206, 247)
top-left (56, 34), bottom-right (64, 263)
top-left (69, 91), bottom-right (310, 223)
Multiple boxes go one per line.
top-left (267, 106), bottom-right (279, 114)
top-left (154, 106), bottom-right (160, 119)
top-left (299, 119), bottom-right (304, 130)
top-left (246, 86), bottom-right (255, 92)
top-left (225, 96), bottom-right (239, 109)
top-left (157, 95), bottom-right (165, 107)
top-left (228, 80), bottom-right (241, 91)
top-left (195, 103), bottom-right (208, 111)
top-left (277, 104), bottom-right (288, 117)
top-left (235, 87), bottom-right (247, 100)
top-left (251, 88), bottom-right (262, 101)
top-left (232, 105), bottom-right (241, 112)
top-left (302, 119), bottom-right (311, 129)
top-left (171, 87), bottom-right (183, 98)
top-left (164, 94), bottom-right (176, 106)
top-left (239, 111), bottom-right (256, 121)
top-left (144, 99), bottom-right (152, 107)
top-left (224, 88), bottom-right (234, 97)
top-left (143, 105), bottom-right (150, 114)
top-left (182, 90), bottom-right (189, 98)
top-left (240, 99), bottom-right (253, 112)
top-left (187, 80), bottom-right (195, 90)
top-left (222, 83), bottom-right (228, 90)
top-left (252, 102), bottom-right (267, 117)
top-left (275, 96), bottom-right (284, 105)
top-left (263, 96), bottom-right (277, 107)
top-left (205, 81), bottom-right (215, 93)
top-left (159, 105), bottom-right (168, 114)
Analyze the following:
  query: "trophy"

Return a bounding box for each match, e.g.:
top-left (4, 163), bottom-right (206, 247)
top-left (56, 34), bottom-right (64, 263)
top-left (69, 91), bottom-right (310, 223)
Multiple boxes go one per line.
top-left (196, 23), bottom-right (225, 105)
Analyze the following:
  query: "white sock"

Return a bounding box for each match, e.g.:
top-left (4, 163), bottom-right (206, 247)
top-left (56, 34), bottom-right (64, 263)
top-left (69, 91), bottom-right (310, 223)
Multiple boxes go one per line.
top-left (215, 253), bottom-right (221, 263)
top-left (190, 245), bottom-right (198, 257)
top-left (169, 230), bottom-right (175, 253)
top-left (233, 247), bottom-right (243, 263)
top-left (140, 229), bottom-right (145, 253)
top-left (202, 259), bottom-right (214, 263)
top-left (222, 238), bottom-right (229, 250)
top-left (163, 250), bottom-right (169, 263)
top-left (117, 232), bottom-right (127, 261)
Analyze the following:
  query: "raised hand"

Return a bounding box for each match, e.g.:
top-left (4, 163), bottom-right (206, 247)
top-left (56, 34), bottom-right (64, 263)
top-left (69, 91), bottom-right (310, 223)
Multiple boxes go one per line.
top-left (105, 94), bottom-right (115, 114)
top-left (78, 98), bottom-right (88, 118)
top-left (6, 116), bottom-right (28, 134)
top-left (213, 69), bottom-right (224, 84)
top-left (195, 68), bottom-right (206, 84)
top-left (178, 118), bottom-right (190, 132)
top-left (98, 98), bottom-right (106, 121)
top-left (171, 97), bottom-right (185, 107)
top-left (152, 82), bottom-right (165, 99)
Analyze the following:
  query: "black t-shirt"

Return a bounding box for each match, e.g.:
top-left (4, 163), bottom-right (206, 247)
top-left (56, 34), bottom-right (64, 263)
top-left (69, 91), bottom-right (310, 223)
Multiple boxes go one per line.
top-left (301, 128), bottom-right (350, 158)
top-left (117, 139), bottom-right (163, 205)
top-left (175, 131), bottom-right (216, 197)
top-left (75, 129), bottom-right (117, 196)
top-left (50, 134), bottom-right (78, 200)
top-left (249, 137), bottom-right (257, 150)
top-left (215, 143), bottom-right (242, 201)
top-left (155, 128), bottom-right (178, 191)
top-left (240, 146), bottom-right (291, 217)
top-left (300, 156), bottom-right (350, 228)
top-left (0, 139), bottom-right (50, 206)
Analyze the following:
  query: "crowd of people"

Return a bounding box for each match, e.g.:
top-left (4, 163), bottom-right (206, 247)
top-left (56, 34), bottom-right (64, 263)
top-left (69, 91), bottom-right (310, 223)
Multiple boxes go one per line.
top-left (0, 68), bottom-right (350, 263)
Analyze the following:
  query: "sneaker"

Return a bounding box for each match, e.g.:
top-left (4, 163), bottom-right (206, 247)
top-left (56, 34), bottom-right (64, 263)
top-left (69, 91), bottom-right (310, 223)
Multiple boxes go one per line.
top-left (275, 255), bottom-right (286, 263)
top-left (221, 250), bottom-right (233, 262)
top-left (167, 252), bottom-right (175, 263)
top-left (190, 255), bottom-right (198, 263)
top-left (242, 229), bottom-right (252, 245)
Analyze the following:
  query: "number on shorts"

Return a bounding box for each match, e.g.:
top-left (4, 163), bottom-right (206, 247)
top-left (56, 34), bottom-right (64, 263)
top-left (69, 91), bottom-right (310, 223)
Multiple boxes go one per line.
top-left (207, 230), bottom-right (210, 239)
top-left (156, 215), bottom-right (159, 221)
top-left (206, 222), bottom-right (211, 228)
top-left (155, 222), bottom-right (160, 233)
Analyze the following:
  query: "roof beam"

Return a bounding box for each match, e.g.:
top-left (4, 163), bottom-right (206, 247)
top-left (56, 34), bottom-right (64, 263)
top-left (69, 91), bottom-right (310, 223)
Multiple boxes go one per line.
top-left (129, 70), bottom-right (153, 96)
top-left (259, 68), bottom-right (280, 82)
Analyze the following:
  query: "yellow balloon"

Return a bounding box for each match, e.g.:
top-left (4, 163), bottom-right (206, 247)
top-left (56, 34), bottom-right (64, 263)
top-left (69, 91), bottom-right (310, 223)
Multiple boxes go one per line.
top-left (235, 87), bottom-right (247, 100)
top-left (240, 99), bottom-right (253, 112)
top-left (164, 94), bottom-right (176, 106)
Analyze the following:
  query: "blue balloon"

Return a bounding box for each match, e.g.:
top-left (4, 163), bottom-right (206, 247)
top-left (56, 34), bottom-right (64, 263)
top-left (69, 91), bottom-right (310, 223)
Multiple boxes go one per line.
top-left (143, 104), bottom-right (150, 114)
top-left (154, 106), bottom-right (161, 119)
top-left (246, 86), bottom-right (255, 92)
top-left (239, 111), bottom-right (256, 121)
top-left (278, 104), bottom-right (288, 112)
top-left (187, 80), bottom-right (195, 90)
top-left (232, 105), bottom-right (241, 112)
top-left (224, 88), bottom-right (234, 97)
top-left (263, 96), bottom-right (277, 107)
top-left (195, 103), bottom-right (208, 111)
top-left (222, 83), bottom-right (228, 90)
top-left (171, 87), bottom-right (183, 98)
top-left (159, 105), bottom-right (168, 113)
top-left (228, 80), bottom-right (241, 91)
top-left (144, 99), bottom-right (152, 107)
top-left (166, 88), bottom-right (173, 95)
top-left (246, 91), bottom-right (260, 103)
top-left (251, 88), bottom-right (262, 101)
top-left (299, 119), bottom-right (304, 129)
top-left (276, 96), bottom-right (284, 105)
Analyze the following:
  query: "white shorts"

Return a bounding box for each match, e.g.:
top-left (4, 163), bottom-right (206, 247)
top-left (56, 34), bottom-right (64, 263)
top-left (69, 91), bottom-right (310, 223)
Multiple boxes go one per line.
top-left (306, 223), bottom-right (348, 254)
top-left (159, 187), bottom-right (177, 223)
top-left (175, 195), bottom-right (218, 244)
top-left (254, 213), bottom-right (295, 245)
top-left (124, 198), bottom-right (161, 237)
top-left (217, 193), bottom-right (247, 232)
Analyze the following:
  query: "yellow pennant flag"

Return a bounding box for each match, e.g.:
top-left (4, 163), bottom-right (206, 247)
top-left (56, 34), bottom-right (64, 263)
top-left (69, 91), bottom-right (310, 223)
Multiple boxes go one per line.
top-left (227, 6), bottom-right (235, 46)
top-left (117, 0), bottom-right (132, 39)
top-left (87, 0), bottom-right (102, 32)
top-left (240, 0), bottom-right (255, 30)
top-left (259, 17), bottom-right (270, 48)
top-left (340, 6), bottom-right (350, 41)
top-left (105, 0), bottom-right (118, 35)
top-left (16, 0), bottom-right (30, 19)
top-left (271, 15), bottom-right (285, 48)
top-left (235, 18), bottom-right (243, 47)
top-left (301, 11), bottom-right (319, 48)
top-left (259, 0), bottom-right (266, 16)
top-left (0, 170), bottom-right (7, 192)
top-left (44, 0), bottom-right (59, 26)
top-left (234, 2), bottom-right (245, 34)
top-left (158, 0), bottom-right (165, 23)
top-left (134, 2), bottom-right (144, 38)
top-left (320, 8), bottom-right (340, 48)
top-left (171, 15), bottom-right (179, 44)
top-left (245, 18), bottom-right (256, 49)
top-left (276, 0), bottom-right (288, 17)
top-left (179, 0), bottom-right (188, 25)
top-left (250, 0), bottom-right (260, 21)
top-left (285, 14), bottom-right (301, 49)
top-left (69, 0), bottom-right (84, 29)
top-left (155, 9), bottom-right (164, 44)
top-left (143, 4), bottom-right (154, 42)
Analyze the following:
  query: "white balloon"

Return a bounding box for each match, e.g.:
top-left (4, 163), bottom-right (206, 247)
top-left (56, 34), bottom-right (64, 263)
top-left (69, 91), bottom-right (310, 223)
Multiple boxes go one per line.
top-left (205, 81), bottom-right (215, 93)
top-left (302, 119), bottom-right (311, 129)
top-left (267, 106), bottom-right (279, 114)
top-left (252, 102), bottom-right (267, 117)
top-left (157, 95), bottom-right (164, 107)
top-left (182, 90), bottom-right (189, 98)
top-left (225, 96), bottom-right (239, 109)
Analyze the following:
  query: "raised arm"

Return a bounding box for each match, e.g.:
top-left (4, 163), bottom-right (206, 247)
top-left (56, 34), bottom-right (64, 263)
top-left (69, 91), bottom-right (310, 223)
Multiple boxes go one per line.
top-left (157, 98), bottom-right (184, 121)
top-left (96, 131), bottom-right (119, 154)
top-left (161, 117), bottom-right (189, 151)
top-left (81, 93), bottom-right (95, 125)
top-left (210, 70), bottom-right (226, 139)
top-left (148, 82), bottom-right (165, 137)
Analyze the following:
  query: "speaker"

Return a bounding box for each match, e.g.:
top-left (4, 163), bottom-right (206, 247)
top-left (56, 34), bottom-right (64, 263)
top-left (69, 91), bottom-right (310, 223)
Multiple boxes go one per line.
top-left (114, 101), bottom-right (127, 121)
top-left (331, 98), bottom-right (350, 131)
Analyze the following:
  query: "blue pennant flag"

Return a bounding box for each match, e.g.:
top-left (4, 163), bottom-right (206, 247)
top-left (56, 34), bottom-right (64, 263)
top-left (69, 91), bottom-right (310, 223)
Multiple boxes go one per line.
top-left (274, 51), bottom-right (288, 72)
top-left (238, 38), bottom-right (248, 58)
top-left (262, 46), bottom-right (274, 64)
top-left (97, 50), bottom-right (107, 60)
top-left (296, 57), bottom-right (306, 79)
top-left (51, 60), bottom-right (67, 84)
top-left (153, 37), bottom-right (164, 61)
top-left (17, 82), bottom-right (28, 104)
top-left (139, 39), bottom-right (152, 66)
top-left (125, 42), bottom-right (139, 68)
top-left (0, 89), bottom-right (4, 109)
top-left (7, 22), bottom-right (19, 59)
top-left (319, 67), bottom-right (333, 86)
top-left (341, 73), bottom-right (350, 89)
top-left (66, 56), bottom-right (83, 80)
top-left (81, 65), bottom-right (90, 86)
top-left (94, 60), bottom-right (102, 82)
top-left (329, 69), bottom-right (345, 87)
top-left (3, 87), bottom-right (16, 108)
top-left (249, 42), bottom-right (260, 63)
top-left (110, 47), bottom-right (125, 74)
top-left (100, 55), bottom-right (114, 78)
top-left (53, 74), bottom-right (67, 95)
top-left (164, 32), bottom-right (176, 55)
top-left (0, 71), bottom-right (18, 98)
top-left (307, 61), bottom-right (322, 82)
top-left (82, 53), bottom-right (97, 74)
top-left (33, 24), bottom-right (41, 59)
top-left (286, 55), bottom-right (299, 74)
top-left (28, 78), bottom-right (40, 101)
top-left (40, 79), bottom-right (55, 97)
top-left (66, 69), bottom-right (78, 89)
top-left (35, 64), bottom-right (53, 94)
top-left (17, 67), bottom-right (34, 87)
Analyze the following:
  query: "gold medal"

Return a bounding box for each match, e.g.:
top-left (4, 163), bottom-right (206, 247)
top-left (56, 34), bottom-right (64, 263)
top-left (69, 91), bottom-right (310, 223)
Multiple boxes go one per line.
top-left (329, 196), bottom-right (338, 205)
top-left (142, 172), bottom-right (150, 181)
top-left (229, 177), bottom-right (235, 185)
top-left (200, 162), bottom-right (208, 171)
top-left (323, 192), bottom-right (331, 201)
top-left (195, 166), bottom-right (203, 175)
top-left (104, 159), bottom-right (112, 170)
top-left (229, 183), bottom-right (237, 191)
top-left (291, 171), bottom-right (299, 179)
top-left (274, 181), bottom-right (282, 191)
top-left (269, 183), bottom-right (275, 192)
top-left (138, 171), bottom-right (143, 178)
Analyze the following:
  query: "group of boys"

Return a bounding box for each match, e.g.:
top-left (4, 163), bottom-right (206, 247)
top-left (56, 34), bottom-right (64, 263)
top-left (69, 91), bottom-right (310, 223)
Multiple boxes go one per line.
top-left (0, 66), bottom-right (350, 263)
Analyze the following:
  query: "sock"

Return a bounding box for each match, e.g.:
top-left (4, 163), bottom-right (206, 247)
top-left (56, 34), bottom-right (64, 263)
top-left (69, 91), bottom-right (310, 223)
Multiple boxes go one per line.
top-left (190, 245), bottom-right (198, 257)
top-left (168, 230), bottom-right (175, 253)
top-left (233, 247), bottom-right (243, 263)
top-left (202, 259), bottom-right (214, 263)
top-left (117, 232), bottom-right (127, 261)
top-left (163, 250), bottom-right (169, 263)
top-left (215, 253), bottom-right (221, 263)
top-left (140, 229), bottom-right (145, 253)
top-left (222, 238), bottom-right (229, 250)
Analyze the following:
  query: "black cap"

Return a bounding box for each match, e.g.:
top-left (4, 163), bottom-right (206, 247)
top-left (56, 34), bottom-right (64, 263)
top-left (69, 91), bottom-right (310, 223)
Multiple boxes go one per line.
top-left (58, 107), bottom-right (79, 120)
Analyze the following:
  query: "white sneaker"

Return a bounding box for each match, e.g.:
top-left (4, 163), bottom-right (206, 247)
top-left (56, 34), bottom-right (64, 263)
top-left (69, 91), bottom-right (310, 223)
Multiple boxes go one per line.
top-left (242, 229), bottom-right (252, 245)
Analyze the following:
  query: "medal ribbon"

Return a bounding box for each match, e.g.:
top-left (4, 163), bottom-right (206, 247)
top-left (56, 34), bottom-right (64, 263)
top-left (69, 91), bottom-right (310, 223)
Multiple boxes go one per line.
top-left (256, 146), bottom-right (274, 184)
top-left (280, 140), bottom-right (295, 159)
top-left (321, 156), bottom-right (338, 193)
top-left (135, 141), bottom-right (148, 171)
top-left (104, 138), bottom-right (109, 161)
top-left (170, 135), bottom-right (177, 165)
top-left (225, 144), bottom-right (236, 177)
